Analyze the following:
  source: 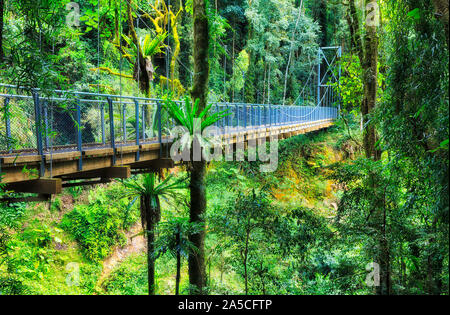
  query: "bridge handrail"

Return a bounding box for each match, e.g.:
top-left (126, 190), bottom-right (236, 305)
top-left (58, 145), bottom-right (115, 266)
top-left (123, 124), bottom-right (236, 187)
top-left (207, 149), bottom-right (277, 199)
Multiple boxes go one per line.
top-left (1, 84), bottom-right (339, 178)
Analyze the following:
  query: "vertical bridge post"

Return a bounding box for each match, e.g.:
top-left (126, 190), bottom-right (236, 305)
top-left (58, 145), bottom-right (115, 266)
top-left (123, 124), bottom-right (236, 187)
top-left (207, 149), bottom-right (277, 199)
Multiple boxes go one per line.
top-left (107, 97), bottom-right (116, 165)
top-left (101, 102), bottom-right (106, 145)
top-left (122, 102), bottom-right (127, 145)
top-left (32, 91), bottom-right (45, 177)
top-left (244, 104), bottom-right (247, 129)
top-left (338, 46), bottom-right (342, 118)
top-left (157, 100), bottom-right (162, 158)
top-left (76, 98), bottom-right (83, 171)
top-left (43, 101), bottom-right (49, 150)
top-left (142, 104), bottom-right (146, 141)
top-left (134, 99), bottom-right (140, 161)
top-left (317, 48), bottom-right (322, 108)
top-left (4, 97), bottom-right (12, 153)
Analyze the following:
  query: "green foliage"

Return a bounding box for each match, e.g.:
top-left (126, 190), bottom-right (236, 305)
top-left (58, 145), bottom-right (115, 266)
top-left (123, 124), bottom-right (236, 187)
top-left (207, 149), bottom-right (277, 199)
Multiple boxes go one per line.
top-left (155, 217), bottom-right (200, 260)
top-left (165, 96), bottom-right (230, 134)
top-left (122, 32), bottom-right (168, 60)
top-left (103, 253), bottom-right (149, 295)
top-left (243, 0), bottom-right (320, 104)
top-left (60, 203), bottom-right (126, 261)
top-left (0, 202), bottom-right (26, 229)
top-left (60, 183), bottom-right (139, 261)
top-left (334, 53), bottom-right (363, 114)
top-left (123, 173), bottom-right (186, 201)
top-left (0, 277), bottom-right (28, 295)
top-left (0, 0), bottom-right (448, 296)
top-left (227, 49), bottom-right (249, 95)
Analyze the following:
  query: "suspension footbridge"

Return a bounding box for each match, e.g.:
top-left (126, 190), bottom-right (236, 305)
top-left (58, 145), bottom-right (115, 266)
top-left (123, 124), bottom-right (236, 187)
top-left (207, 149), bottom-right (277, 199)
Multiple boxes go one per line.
top-left (0, 47), bottom-right (341, 200)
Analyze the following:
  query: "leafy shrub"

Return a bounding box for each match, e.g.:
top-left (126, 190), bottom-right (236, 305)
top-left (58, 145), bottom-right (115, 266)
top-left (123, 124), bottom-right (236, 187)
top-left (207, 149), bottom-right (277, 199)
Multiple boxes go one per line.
top-left (21, 223), bottom-right (53, 248)
top-left (60, 204), bottom-right (126, 261)
top-left (60, 183), bottom-right (139, 262)
top-left (0, 202), bottom-right (26, 229)
top-left (0, 277), bottom-right (28, 295)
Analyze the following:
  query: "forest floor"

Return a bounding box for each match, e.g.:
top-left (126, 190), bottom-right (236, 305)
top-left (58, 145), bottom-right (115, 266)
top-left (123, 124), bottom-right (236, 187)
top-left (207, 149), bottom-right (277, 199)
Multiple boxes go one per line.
top-left (96, 222), bottom-right (146, 288)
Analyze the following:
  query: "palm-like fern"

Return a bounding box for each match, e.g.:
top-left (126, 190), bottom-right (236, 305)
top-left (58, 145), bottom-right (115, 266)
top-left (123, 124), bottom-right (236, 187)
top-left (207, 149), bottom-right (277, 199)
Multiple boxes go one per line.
top-left (165, 96), bottom-right (230, 133)
top-left (123, 173), bottom-right (186, 228)
top-left (122, 173), bottom-right (186, 294)
top-left (122, 32), bottom-right (168, 60)
top-left (141, 33), bottom-right (167, 58)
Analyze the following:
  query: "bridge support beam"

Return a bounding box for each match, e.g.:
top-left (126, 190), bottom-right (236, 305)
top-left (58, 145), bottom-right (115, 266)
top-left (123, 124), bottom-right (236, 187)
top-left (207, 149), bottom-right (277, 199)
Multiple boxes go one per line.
top-left (62, 179), bottom-right (112, 188)
top-left (58, 166), bottom-right (131, 181)
top-left (4, 179), bottom-right (62, 195)
top-left (129, 158), bottom-right (174, 171)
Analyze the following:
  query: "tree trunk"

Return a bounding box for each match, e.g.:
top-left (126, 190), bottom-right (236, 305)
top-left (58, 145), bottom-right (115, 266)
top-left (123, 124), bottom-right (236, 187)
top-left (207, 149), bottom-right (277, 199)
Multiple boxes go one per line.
top-left (361, 15), bottom-right (380, 160)
top-left (243, 227), bottom-right (250, 295)
top-left (231, 31), bottom-right (235, 103)
top-left (188, 0), bottom-right (210, 295)
top-left (259, 261), bottom-right (266, 295)
top-left (175, 228), bottom-right (181, 295)
top-left (347, 0), bottom-right (364, 63)
top-left (0, 0), bottom-right (4, 62)
top-left (188, 160), bottom-right (207, 294)
top-left (347, 0), bottom-right (388, 294)
top-left (426, 218), bottom-right (444, 295)
top-left (376, 194), bottom-right (390, 295)
top-left (125, 1), bottom-right (152, 96)
top-left (362, 0), bottom-right (388, 295)
top-left (267, 64), bottom-right (271, 104)
top-left (262, 64), bottom-right (267, 104)
top-left (141, 194), bottom-right (159, 295)
top-left (147, 223), bottom-right (156, 295)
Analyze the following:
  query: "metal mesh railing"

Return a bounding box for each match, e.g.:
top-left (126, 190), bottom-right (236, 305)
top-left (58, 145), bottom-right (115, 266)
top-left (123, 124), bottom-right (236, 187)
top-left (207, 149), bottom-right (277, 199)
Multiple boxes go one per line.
top-left (1, 87), bottom-right (339, 158)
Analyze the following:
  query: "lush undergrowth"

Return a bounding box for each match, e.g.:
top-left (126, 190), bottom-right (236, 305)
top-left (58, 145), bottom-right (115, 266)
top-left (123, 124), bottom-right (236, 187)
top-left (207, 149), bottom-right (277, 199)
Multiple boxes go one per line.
top-left (0, 182), bottom-right (140, 295)
top-left (98, 122), bottom-right (368, 295)
top-left (1, 121), bottom-right (367, 295)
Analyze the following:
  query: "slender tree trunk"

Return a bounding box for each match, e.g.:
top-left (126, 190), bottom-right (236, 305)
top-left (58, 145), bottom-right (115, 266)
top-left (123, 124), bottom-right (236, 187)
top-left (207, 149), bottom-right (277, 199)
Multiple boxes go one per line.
top-left (208, 259), bottom-right (212, 288)
top-left (147, 224), bottom-right (155, 295)
top-left (189, 160), bottom-right (207, 294)
top-left (361, 16), bottom-right (380, 160)
top-left (262, 64), bottom-right (267, 104)
top-left (347, 0), bottom-right (363, 63)
top-left (362, 0), bottom-right (388, 295)
top-left (243, 225), bottom-right (250, 295)
top-left (259, 261), bottom-right (266, 295)
top-left (317, 0), bottom-right (328, 47)
top-left (188, 0), bottom-right (210, 295)
top-left (283, 0), bottom-right (303, 105)
top-left (0, 0), bottom-right (4, 62)
top-left (175, 228), bottom-right (181, 295)
top-left (125, 1), bottom-right (152, 96)
top-left (377, 194), bottom-right (391, 295)
top-left (347, 0), bottom-right (388, 294)
top-left (267, 64), bottom-right (271, 104)
top-left (141, 195), bottom-right (158, 295)
top-left (231, 31), bottom-right (235, 103)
